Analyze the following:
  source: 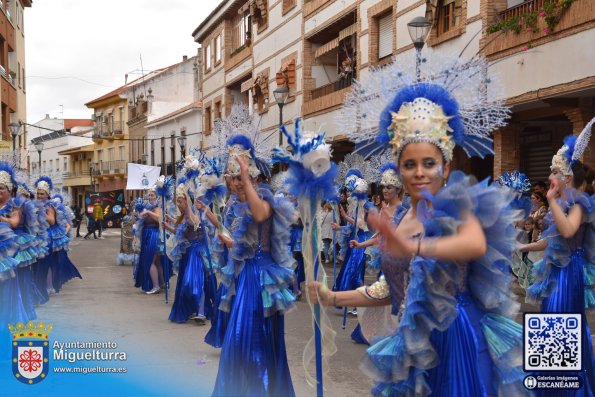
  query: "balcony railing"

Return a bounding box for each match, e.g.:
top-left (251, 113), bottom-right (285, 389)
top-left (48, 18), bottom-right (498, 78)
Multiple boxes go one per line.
top-left (311, 75), bottom-right (353, 100)
top-left (499, 0), bottom-right (545, 22)
top-left (93, 160), bottom-right (127, 175)
top-left (63, 169), bottom-right (91, 178)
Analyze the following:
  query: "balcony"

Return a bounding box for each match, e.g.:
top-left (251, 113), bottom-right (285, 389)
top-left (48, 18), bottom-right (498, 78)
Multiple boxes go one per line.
top-left (311, 76), bottom-right (353, 100)
top-left (62, 169), bottom-right (92, 187)
top-left (482, 0), bottom-right (594, 59)
top-left (93, 160), bottom-right (127, 178)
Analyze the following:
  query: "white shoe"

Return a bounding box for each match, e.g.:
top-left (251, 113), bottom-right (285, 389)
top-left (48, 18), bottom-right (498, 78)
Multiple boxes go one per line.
top-left (191, 315), bottom-right (206, 325)
top-left (145, 287), bottom-right (160, 295)
top-left (98, 236), bottom-right (105, 240)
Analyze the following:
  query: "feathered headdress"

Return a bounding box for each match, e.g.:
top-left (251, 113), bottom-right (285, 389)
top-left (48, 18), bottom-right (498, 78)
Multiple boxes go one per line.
top-left (16, 182), bottom-right (32, 198)
top-left (341, 51), bottom-right (509, 162)
top-left (0, 161), bottom-right (16, 190)
top-left (155, 175), bottom-right (174, 202)
top-left (337, 153), bottom-right (379, 184)
top-left (551, 117), bottom-right (594, 176)
top-left (215, 104), bottom-right (275, 179)
top-left (35, 176), bottom-right (54, 194)
top-left (496, 170), bottom-right (531, 195)
top-left (379, 162), bottom-right (401, 188)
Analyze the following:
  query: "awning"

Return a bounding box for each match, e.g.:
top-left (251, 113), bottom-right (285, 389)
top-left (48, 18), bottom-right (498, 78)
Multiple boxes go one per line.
top-left (353, 138), bottom-right (388, 160)
top-left (339, 24), bottom-right (357, 41)
top-left (58, 145), bottom-right (95, 155)
top-left (241, 78), bottom-right (254, 93)
top-left (314, 38), bottom-right (339, 58)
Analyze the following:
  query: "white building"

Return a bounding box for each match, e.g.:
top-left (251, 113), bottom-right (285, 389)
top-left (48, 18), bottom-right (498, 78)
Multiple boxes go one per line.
top-left (27, 115), bottom-right (94, 192)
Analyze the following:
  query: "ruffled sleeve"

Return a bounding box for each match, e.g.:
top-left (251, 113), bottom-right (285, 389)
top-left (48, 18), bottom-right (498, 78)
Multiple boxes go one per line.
top-left (219, 187), bottom-right (296, 316)
top-left (47, 201), bottom-right (70, 251)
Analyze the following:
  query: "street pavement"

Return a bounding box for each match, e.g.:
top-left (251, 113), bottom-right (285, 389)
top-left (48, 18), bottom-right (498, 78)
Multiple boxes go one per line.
top-left (36, 230), bottom-right (373, 397)
top-left (34, 230), bottom-right (595, 397)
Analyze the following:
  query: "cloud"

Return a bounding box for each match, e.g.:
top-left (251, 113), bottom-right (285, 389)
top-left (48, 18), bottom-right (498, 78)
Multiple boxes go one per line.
top-left (25, 0), bottom-right (218, 122)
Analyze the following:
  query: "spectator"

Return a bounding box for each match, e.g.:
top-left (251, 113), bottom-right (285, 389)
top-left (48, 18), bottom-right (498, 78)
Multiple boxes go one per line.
top-left (73, 205), bottom-right (83, 238)
top-left (529, 191), bottom-right (548, 219)
top-left (93, 201), bottom-right (104, 239)
top-left (84, 213), bottom-right (97, 240)
top-left (532, 180), bottom-right (547, 195)
top-left (319, 202), bottom-right (335, 264)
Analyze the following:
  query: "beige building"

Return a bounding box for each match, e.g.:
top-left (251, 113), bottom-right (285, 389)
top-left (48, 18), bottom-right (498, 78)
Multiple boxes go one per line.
top-left (193, 0), bottom-right (594, 180)
top-left (0, 0), bottom-right (31, 167)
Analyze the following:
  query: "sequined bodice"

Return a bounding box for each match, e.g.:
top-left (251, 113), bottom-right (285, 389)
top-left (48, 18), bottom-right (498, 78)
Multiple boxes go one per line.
top-left (182, 222), bottom-right (204, 242)
top-left (230, 201), bottom-right (273, 253)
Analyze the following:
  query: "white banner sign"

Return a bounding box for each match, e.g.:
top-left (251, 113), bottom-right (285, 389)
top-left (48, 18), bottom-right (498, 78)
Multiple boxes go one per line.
top-left (126, 163), bottom-right (161, 190)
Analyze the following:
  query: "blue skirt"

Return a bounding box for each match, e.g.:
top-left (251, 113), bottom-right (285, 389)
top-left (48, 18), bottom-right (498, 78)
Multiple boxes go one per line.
top-left (334, 229), bottom-right (368, 292)
top-left (293, 252), bottom-right (305, 292)
top-left (33, 255), bottom-right (52, 304)
top-left (0, 275), bottom-right (29, 325)
top-left (51, 249), bottom-right (82, 293)
top-left (534, 252), bottom-right (595, 397)
top-left (351, 323), bottom-right (369, 345)
top-left (169, 240), bottom-right (216, 323)
top-left (205, 283), bottom-right (231, 349)
top-left (370, 293), bottom-right (496, 397)
top-left (134, 226), bottom-right (161, 292)
top-left (16, 266), bottom-right (37, 321)
top-left (212, 256), bottom-right (295, 396)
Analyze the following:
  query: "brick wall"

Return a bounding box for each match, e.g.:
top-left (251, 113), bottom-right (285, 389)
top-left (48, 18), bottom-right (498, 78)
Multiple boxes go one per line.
top-left (493, 124), bottom-right (521, 177)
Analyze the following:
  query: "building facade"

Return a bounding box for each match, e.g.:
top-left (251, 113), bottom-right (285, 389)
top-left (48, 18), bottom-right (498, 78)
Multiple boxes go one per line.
top-left (0, 0), bottom-right (31, 168)
top-left (27, 116), bottom-right (94, 192)
top-left (85, 56), bottom-right (199, 201)
top-left (193, 0), bottom-right (594, 180)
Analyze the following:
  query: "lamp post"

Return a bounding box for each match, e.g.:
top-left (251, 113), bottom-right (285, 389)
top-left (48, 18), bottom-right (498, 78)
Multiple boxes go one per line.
top-left (9, 121), bottom-right (21, 168)
top-left (407, 16), bottom-right (432, 82)
top-left (89, 162), bottom-right (94, 191)
top-left (273, 86), bottom-right (290, 147)
top-left (177, 136), bottom-right (187, 158)
top-left (34, 142), bottom-right (44, 175)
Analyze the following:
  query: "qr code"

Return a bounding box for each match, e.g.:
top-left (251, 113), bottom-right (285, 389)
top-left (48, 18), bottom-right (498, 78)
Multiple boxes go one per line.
top-left (524, 313), bottom-right (582, 371)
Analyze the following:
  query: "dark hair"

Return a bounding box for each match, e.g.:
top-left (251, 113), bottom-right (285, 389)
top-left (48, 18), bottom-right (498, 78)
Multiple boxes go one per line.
top-left (533, 181), bottom-right (547, 190)
top-left (570, 160), bottom-right (588, 191)
top-left (532, 191), bottom-right (547, 207)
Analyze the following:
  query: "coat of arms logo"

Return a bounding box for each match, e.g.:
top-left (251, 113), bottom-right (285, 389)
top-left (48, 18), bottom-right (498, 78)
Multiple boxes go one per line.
top-left (9, 321), bottom-right (53, 385)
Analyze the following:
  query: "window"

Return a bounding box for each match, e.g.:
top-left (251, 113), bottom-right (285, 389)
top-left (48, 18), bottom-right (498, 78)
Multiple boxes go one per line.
top-left (63, 157), bottom-right (68, 171)
top-left (378, 14), bottom-right (393, 59)
top-left (56, 158), bottom-right (59, 172)
top-left (204, 105), bottom-right (212, 134)
top-left (214, 34), bottom-right (221, 64)
top-left (437, 0), bottom-right (461, 35)
top-left (205, 44), bottom-right (212, 70)
top-left (109, 113), bottom-right (114, 133)
top-left (49, 160), bottom-right (53, 172)
top-left (107, 147), bottom-right (114, 163)
top-left (17, 61), bottom-right (20, 87)
top-left (118, 145), bottom-right (124, 161)
top-left (233, 9), bottom-right (252, 52)
top-left (214, 101), bottom-right (222, 121)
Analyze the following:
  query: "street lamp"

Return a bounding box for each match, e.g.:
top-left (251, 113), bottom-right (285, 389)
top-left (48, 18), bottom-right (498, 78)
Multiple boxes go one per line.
top-left (407, 16), bottom-right (432, 82)
top-left (273, 86), bottom-right (290, 147)
top-left (9, 121), bottom-right (21, 167)
top-left (177, 136), bottom-right (187, 158)
top-left (34, 142), bottom-right (44, 174)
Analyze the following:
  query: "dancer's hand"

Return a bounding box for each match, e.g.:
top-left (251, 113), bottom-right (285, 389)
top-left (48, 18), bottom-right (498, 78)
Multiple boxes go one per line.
top-left (368, 212), bottom-right (415, 256)
top-left (331, 222), bottom-right (340, 231)
top-left (236, 155), bottom-right (250, 182)
top-left (218, 233), bottom-right (233, 248)
top-left (307, 281), bottom-right (332, 306)
top-left (547, 179), bottom-right (560, 202)
top-left (195, 200), bottom-right (205, 211)
top-left (339, 206), bottom-right (347, 218)
top-left (349, 240), bottom-right (360, 248)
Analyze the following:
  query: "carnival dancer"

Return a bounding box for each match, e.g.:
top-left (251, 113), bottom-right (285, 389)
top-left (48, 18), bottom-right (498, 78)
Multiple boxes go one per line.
top-left (0, 163), bottom-right (28, 324)
top-left (333, 170), bottom-right (371, 297)
top-left (212, 134), bottom-right (296, 396)
top-left (311, 55), bottom-right (528, 395)
top-left (133, 189), bottom-right (165, 294)
top-left (205, 178), bottom-right (238, 348)
top-left (164, 178), bottom-right (217, 324)
top-left (349, 162), bottom-right (405, 345)
top-left (49, 193), bottom-right (81, 293)
top-left (11, 181), bottom-right (48, 320)
top-left (519, 118), bottom-right (595, 396)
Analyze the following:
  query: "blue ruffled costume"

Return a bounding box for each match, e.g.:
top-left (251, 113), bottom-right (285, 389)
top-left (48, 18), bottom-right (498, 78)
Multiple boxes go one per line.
top-left (205, 194), bottom-right (238, 348)
top-left (362, 172), bottom-right (529, 396)
top-left (47, 200), bottom-right (81, 293)
top-left (213, 188), bottom-right (296, 396)
top-left (168, 218), bottom-right (217, 323)
top-left (133, 202), bottom-right (163, 292)
top-left (526, 189), bottom-right (594, 396)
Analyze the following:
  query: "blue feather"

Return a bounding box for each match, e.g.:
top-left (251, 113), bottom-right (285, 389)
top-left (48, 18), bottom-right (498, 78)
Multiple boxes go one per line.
top-left (283, 162), bottom-right (338, 202)
top-left (562, 134), bottom-right (577, 163)
top-left (226, 134), bottom-right (256, 158)
top-left (352, 191), bottom-right (368, 200)
top-left (380, 162), bottom-right (398, 175)
top-left (345, 169), bottom-right (363, 180)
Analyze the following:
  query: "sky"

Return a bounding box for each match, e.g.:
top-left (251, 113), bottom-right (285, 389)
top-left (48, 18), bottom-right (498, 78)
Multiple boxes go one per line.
top-left (25, 0), bottom-right (220, 124)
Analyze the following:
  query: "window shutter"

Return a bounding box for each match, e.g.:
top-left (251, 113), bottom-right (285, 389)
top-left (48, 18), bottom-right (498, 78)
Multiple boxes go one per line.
top-left (378, 14), bottom-right (393, 59)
